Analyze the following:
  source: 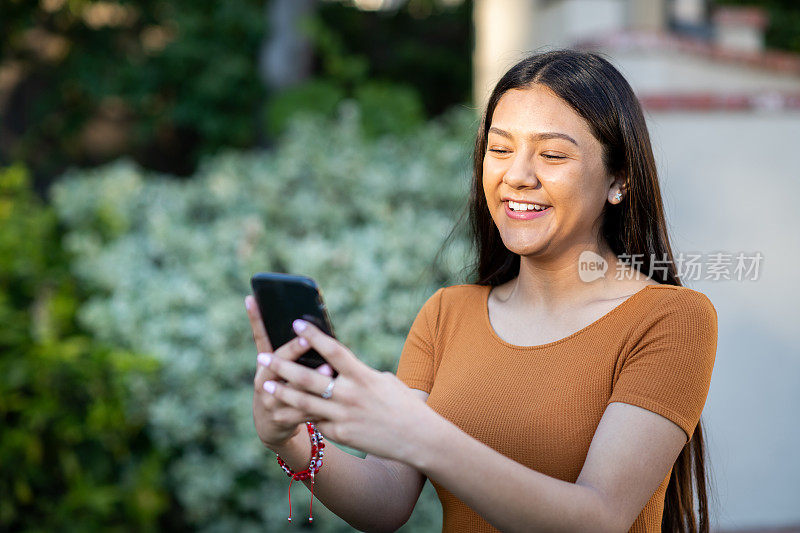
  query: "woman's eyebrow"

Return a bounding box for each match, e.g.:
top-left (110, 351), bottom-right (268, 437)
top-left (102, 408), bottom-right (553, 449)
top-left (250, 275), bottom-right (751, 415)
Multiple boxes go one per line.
top-left (488, 126), bottom-right (579, 146)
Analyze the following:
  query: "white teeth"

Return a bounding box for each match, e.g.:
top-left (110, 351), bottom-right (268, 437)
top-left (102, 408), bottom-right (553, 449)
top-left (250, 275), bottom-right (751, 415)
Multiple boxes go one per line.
top-left (509, 201), bottom-right (548, 212)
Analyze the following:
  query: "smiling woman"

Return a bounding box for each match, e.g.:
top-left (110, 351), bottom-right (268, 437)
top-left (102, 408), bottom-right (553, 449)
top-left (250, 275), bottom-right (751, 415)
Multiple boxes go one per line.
top-left (481, 83), bottom-right (625, 260)
top-left (441, 49), bottom-right (714, 532)
top-left (248, 49), bottom-right (717, 533)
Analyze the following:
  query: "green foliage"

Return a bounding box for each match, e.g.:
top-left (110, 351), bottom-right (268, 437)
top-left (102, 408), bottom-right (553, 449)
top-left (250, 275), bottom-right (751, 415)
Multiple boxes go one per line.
top-left (265, 79), bottom-right (425, 139)
top-left (51, 102), bottom-right (478, 530)
top-left (0, 164), bottom-right (174, 530)
top-left (264, 79), bottom-right (346, 138)
top-left (264, 0), bottom-right (470, 139)
top-left (1, 0), bottom-right (472, 185)
top-left (353, 81), bottom-right (425, 137)
top-left (312, 0), bottom-right (473, 117)
top-left (0, 0), bottom-right (267, 178)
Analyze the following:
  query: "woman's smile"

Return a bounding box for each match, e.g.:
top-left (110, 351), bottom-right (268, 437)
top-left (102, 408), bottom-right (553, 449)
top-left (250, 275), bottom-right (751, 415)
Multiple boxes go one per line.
top-left (504, 201), bottom-right (552, 220)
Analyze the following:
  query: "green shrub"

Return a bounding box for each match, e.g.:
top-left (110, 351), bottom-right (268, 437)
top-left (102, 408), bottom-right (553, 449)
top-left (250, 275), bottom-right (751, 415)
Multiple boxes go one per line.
top-left (52, 102), bottom-right (478, 531)
top-left (265, 79), bottom-right (346, 138)
top-left (0, 164), bottom-right (172, 530)
top-left (265, 79), bottom-right (425, 139)
top-left (354, 81), bottom-right (425, 138)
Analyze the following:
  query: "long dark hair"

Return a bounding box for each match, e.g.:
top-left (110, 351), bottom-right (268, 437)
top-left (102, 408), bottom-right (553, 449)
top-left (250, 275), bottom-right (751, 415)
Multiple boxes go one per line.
top-left (455, 49), bottom-right (712, 532)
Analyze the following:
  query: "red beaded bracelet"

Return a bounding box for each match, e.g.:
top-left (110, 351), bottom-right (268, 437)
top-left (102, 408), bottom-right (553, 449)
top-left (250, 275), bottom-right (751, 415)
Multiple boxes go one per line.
top-left (275, 421), bottom-right (326, 523)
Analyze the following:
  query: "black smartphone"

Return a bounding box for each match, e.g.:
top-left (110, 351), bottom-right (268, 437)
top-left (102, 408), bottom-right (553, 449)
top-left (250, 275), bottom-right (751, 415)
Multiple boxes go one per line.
top-left (250, 272), bottom-right (338, 378)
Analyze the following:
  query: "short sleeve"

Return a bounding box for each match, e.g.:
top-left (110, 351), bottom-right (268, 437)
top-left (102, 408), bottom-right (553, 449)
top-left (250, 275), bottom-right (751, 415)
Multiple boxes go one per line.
top-left (393, 288), bottom-right (444, 393)
top-left (608, 289), bottom-right (718, 442)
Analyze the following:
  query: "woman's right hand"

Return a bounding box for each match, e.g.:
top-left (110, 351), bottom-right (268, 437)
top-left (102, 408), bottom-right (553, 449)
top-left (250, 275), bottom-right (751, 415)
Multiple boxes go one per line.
top-left (246, 295), bottom-right (333, 450)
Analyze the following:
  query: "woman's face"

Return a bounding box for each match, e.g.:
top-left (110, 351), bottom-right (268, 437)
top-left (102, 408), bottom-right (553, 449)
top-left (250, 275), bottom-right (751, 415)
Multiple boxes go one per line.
top-left (482, 84), bottom-right (622, 258)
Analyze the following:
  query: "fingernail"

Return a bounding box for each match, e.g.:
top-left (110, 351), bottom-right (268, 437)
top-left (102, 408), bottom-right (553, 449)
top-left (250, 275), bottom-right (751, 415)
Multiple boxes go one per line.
top-left (263, 380), bottom-right (275, 394)
top-left (245, 297), bottom-right (252, 310)
top-left (317, 364), bottom-right (332, 376)
top-left (298, 336), bottom-right (309, 348)
top-left (293, 319), bottom-right (307, 333)
top-left (257, 352), bottom-right (272, 367)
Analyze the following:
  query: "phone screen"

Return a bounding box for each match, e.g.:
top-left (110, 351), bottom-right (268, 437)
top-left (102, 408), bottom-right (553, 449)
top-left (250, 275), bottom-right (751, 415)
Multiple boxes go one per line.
top-left (250, 272), bottom-right (338, 378)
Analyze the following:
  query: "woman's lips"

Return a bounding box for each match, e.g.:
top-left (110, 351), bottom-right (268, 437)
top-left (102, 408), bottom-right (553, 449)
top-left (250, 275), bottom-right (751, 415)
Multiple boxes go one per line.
top-left (504, 202), bottom-right (552, 220)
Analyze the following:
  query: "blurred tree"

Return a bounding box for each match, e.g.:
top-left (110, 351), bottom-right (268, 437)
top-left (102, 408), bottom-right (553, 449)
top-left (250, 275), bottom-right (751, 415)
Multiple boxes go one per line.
top-left (259, 0), bottom-right (316, 90)
top-left (0, 0), bottom-right (267, 187)
top-left (315, 0), bottom-right (472, 118)
top-left (265, 0), bottom-right (472, 138)
top-left (0, 0), bottom-right (472, 189)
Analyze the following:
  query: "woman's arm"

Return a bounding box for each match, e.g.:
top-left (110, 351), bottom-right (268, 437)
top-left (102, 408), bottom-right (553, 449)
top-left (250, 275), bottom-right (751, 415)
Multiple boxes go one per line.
top-left (246, 294), bottom-right (425, 532)
top-left (406, 401), bottom-right (686, 533)
top-left (270, 432), bottom-right (402, 532)
top-left (263, 320), bottom-right (685, 532)
top-left (270, 389), bottom-right (430, 532)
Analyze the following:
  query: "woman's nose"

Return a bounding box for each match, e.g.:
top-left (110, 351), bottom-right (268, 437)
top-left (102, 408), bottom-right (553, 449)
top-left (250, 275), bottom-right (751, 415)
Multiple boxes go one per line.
top-left (502, 154), bottom-right (540, 188)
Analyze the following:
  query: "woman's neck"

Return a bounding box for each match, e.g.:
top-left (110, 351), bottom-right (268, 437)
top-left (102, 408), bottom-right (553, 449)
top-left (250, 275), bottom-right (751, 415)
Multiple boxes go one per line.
top-left (502, 241), bottom-right (647, 313)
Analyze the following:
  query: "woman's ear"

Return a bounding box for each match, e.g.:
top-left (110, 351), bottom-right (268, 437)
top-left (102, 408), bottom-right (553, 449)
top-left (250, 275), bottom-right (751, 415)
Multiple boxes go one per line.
top-left (608, 174), bottom-right (628, 203)
top-left (613, 174), bottom-right (628, 192)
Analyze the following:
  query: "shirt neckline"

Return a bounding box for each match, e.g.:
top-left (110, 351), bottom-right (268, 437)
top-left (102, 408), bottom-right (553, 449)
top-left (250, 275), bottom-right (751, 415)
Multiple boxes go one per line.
top-left (481, 283), bottom-right (659, 350)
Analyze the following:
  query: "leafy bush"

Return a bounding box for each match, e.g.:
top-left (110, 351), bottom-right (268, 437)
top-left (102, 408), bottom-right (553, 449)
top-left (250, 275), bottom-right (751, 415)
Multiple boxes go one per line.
top-left (0, 164), bottom-right (173, 530)
top-left (265, 79), bottom-right (425, 139)
top-left (51, 102), bottom-right (477, 531)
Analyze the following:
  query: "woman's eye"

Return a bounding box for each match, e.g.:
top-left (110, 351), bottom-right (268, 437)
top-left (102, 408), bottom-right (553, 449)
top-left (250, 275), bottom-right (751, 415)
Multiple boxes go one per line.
top-left (488, 148), bottom-right (510, 154)
top-left (541, 153), bottom-right (566, 160)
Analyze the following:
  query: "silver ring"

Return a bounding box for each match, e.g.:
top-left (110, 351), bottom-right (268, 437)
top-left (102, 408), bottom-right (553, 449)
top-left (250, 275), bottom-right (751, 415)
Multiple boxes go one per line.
top-left (321, 378), bottom-right (335, 399)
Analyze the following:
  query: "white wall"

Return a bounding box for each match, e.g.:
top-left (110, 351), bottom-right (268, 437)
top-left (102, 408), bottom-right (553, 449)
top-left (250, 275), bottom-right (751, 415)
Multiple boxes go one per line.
top-left (646, 111), bottom-right (800, 530)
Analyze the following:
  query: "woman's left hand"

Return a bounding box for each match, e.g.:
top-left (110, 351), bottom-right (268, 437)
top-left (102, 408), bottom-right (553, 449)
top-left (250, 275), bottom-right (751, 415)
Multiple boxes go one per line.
top-left (257, 318), bottom-right (434, 464)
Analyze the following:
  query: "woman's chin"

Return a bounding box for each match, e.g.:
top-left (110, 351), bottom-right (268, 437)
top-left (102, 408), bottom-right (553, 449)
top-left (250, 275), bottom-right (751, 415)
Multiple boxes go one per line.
top-left (500, 236), bottom-right (549, 257)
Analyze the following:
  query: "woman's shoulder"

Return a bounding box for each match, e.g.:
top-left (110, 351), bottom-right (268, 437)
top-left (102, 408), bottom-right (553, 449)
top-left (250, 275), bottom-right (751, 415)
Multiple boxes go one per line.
top-left (644, 283), bottom-right (715, 309)
top-left (631, 283), bottom-right (717, 332)
top-left (667, 284), bottom-right (717, 318)
top-left (437, 283), bottom-right (489, 303)
top-left (410, 284), bottom-right (486, 338)
top-left (613, 277), bottom-right (713, 304)
top-left (417, 284), bottom-right (487, 318)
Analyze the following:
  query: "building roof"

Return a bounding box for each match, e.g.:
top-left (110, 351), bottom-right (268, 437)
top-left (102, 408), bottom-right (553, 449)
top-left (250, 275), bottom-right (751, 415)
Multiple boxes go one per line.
top-left (575, 30), bottom-right (800, 111)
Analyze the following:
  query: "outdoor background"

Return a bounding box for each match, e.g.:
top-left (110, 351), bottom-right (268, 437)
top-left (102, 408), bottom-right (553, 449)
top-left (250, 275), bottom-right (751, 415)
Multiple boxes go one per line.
top-left (1, 0), bottom-right (798, 531)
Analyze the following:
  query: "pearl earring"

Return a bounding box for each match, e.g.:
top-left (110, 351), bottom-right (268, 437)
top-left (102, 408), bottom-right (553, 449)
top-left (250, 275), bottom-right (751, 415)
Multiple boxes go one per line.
top-left (613, 191), bottom-right (622, 202)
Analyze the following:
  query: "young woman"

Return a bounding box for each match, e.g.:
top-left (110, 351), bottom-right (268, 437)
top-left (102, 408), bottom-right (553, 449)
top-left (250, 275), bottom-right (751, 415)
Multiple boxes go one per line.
top-left (246, 50), bottom-right (718, 532)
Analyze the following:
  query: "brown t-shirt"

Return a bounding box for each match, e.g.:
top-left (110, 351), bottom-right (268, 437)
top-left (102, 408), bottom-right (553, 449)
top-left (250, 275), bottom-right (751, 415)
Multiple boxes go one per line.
top-left (395, 283), bottom-right (718, 532)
